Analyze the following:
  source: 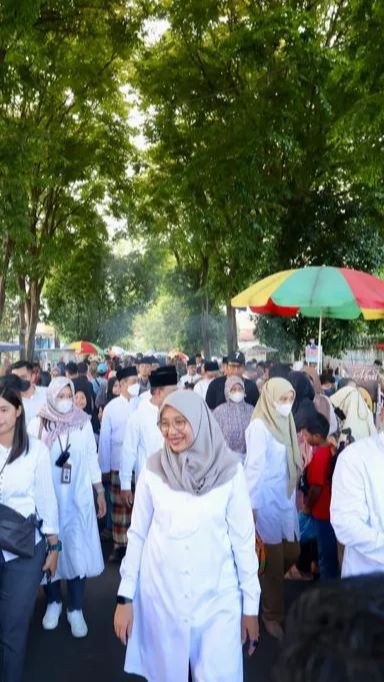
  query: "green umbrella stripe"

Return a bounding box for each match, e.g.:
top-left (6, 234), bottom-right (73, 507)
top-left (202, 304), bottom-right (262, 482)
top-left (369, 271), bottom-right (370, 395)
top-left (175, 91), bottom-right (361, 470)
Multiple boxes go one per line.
top-left (271, 267), bottom-right (356, 309)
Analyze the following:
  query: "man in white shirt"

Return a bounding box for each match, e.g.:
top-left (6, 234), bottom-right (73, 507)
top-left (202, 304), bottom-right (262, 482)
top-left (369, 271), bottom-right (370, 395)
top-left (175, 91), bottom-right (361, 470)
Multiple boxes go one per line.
top-left (194, 360), bottom-right (220, 401)
top-left (11, 360), bottom-right (47, 425)
top-left (331, 432), bottom-right (384, 577)
top-left (120, 366), bottom-right (178, 507)
top-left (98, 366), bottom-right (140, 562)
top-left (178, 358), bottom-right (200, 388)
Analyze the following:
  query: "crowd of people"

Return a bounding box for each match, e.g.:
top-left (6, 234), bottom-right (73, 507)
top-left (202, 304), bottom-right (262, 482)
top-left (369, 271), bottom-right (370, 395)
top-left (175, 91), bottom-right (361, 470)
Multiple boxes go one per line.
top-left (0, 349), bottom-right (383, 682)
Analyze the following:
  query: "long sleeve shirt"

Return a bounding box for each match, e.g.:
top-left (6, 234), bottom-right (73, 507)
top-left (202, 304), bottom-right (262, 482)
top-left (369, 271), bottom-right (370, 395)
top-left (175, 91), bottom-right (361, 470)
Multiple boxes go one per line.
top-left (331, 433), bottom-right (384, 577)
top-left (118, 462), bottom-right (260, 614)
top-left (0, 438), bottom-right (59, 562)
top-left (120, 399), bottom-right (163, 490)
top-left (98, 395), bottom-right (139, 473)
top-left (244, 418), bottom-right (299, 543)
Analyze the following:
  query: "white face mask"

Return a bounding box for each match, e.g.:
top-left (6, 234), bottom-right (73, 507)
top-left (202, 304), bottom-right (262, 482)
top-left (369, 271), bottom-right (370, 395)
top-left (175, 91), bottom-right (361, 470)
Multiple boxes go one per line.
top-left (229, 391), bottom-right (245, 404)
top-left (57, 399), bottom-right (73, 414)
top-left (274, 401), bottom-right (293, 418)
top-left (128, 382), bottom-right (140, 398)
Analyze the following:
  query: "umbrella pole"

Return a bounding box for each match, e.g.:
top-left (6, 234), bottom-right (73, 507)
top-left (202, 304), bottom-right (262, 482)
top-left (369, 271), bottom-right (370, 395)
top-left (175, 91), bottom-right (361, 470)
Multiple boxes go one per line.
top-left (317, 312), bottom-right (322, 374)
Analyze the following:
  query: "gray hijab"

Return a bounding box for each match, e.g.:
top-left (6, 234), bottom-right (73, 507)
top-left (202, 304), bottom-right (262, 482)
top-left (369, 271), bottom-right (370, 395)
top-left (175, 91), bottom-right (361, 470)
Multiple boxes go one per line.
top-left (147, 390), bottom-right (239, 496)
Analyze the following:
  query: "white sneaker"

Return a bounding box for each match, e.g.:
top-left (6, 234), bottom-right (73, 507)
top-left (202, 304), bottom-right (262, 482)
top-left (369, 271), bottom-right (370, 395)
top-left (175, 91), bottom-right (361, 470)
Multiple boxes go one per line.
top-left (42, 602), bottom-right (62, 630)
top-left (67, 609), bottom-right (88, 638)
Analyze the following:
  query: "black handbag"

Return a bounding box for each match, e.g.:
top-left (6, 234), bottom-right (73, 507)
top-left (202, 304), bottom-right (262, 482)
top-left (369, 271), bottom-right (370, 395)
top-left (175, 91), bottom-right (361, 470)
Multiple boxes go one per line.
top-left (0, 503), bottom-right (42, 558)
top-left (0, 453), bottom-right (43, 558)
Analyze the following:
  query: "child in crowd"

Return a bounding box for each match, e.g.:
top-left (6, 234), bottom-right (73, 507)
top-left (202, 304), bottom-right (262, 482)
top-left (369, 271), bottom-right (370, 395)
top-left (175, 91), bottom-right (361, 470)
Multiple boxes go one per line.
top-left (301, 412), bottom-right (339, 580)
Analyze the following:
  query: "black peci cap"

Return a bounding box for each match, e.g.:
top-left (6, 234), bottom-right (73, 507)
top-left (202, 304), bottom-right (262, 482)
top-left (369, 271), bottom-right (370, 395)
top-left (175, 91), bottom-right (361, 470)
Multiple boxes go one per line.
top-left (149, 366), bottom-right (178, 388)
top-left (116, 367), bottom-right (138, 381)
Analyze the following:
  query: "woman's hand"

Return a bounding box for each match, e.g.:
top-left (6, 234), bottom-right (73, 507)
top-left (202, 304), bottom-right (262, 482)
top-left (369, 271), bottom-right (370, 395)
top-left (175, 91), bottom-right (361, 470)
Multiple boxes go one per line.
top-left (42, 549), bottom-right (59, 578)
top-left (97, 492), bottom-right (107, 518)
top-left (114, 603), bottom-right (134, 645)
top-left (241, 614), bottom-right (260, 656)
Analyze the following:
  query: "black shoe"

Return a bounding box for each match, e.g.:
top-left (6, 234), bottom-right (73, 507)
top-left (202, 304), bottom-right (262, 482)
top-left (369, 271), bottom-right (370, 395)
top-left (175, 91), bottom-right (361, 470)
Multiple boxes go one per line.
top-left (108, 546), bottom-right (126, 563)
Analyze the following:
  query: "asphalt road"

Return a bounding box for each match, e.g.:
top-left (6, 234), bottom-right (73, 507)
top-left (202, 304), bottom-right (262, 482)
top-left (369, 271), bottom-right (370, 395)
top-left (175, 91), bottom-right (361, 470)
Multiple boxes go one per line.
top-left (23, 544), bottom-right (312, 682)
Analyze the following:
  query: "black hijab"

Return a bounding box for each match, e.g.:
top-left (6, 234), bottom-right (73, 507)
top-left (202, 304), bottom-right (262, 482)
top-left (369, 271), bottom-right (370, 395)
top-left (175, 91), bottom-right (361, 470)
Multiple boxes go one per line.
top-left (288, 371), bottom-right (317, 431)
top-left (288, 371), bottom-right (315, 414)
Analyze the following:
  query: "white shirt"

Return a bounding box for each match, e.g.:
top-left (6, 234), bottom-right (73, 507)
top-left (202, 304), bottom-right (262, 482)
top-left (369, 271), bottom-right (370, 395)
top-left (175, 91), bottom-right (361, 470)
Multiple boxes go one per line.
top-left (98, 395), bottom-right (139, 473)
top-left (0, 438), bottom-right (59, 562)
top-left (178, 373), bottom-right (200, 388)
top-left (120, 399), bottom-right (163, 490)
top-left (193, 378), bottom-right (212, 401)
top-left (22, 386), bottom-right (47, 425)
top-left (244, 418), bottom-right (299, 544)
top-left (331, 433), bottom-right (384, 577)
top-left (118, 463), bottom-right (260, 680)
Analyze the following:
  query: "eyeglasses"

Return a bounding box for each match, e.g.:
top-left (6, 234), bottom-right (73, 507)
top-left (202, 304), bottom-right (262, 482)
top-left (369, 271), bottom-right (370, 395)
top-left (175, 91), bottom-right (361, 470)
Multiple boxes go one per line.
top-left (159, 417), bottom-right (188, 434)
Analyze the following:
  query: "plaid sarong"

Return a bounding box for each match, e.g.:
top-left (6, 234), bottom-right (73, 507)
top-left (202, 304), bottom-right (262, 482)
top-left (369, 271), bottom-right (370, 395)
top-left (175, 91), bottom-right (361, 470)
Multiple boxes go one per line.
top-left (110, 470), bottom-right (130, 547)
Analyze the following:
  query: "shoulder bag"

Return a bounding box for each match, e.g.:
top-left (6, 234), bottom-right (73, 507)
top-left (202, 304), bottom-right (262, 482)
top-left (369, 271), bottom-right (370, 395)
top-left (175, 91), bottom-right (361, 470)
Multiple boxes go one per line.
top-left (0, 454), bottom-right (43, 558)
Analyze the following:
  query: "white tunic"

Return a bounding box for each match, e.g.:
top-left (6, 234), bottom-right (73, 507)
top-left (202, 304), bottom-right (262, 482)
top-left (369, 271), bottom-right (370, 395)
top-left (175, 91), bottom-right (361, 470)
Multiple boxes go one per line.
top-left (98, 395), bottom-right (139, 473)
top-left (23, 386), bottom-right (47, 425)
top-left (331, 433), bottom-right (384, 577)
top-left (244, 418), bottom-right (299, 544)
top-left (118, 463), bottom-right (260, 682)
top-left (193, 378), bottom-right (212, 401)
top-left (119, 399), bottom-right (163, 490)
top-left (28, 419), bottom-right (104, 581)
top-left (178, 373), bottom-right (200, 388)
top-left (0, 438), bottom-right (59, 562)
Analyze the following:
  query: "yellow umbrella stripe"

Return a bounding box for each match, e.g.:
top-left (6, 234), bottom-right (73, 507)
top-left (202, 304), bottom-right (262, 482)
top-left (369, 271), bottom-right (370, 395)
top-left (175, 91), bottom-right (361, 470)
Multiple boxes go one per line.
top-left (231, 269), bottom-right (294, 307)
top-left (68, 342), bottom-right (82, 350)
top-left (361, 308), bottom-right (384, 320)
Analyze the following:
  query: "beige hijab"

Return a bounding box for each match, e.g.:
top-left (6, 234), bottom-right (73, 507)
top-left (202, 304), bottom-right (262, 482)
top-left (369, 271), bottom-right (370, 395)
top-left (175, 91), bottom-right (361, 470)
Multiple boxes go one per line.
top-left (147, 391), bottom-right (238, 496)
top-left (252, 378), bottom-right (302, 497)
top-left (331, 386), bottom-right (376, 444)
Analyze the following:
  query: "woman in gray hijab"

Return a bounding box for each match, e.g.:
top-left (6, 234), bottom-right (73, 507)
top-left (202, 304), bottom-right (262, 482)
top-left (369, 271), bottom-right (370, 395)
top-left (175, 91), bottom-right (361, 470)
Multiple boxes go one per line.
top-left (214, 376), bottom-right (254, 461)
top-left (114, 391), bottom-right (261, 682)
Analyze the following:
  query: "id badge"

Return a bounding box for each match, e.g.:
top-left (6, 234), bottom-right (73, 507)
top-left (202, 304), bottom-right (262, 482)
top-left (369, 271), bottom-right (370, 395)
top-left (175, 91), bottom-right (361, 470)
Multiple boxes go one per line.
top-left (61, 463), bottom-right (72, 484)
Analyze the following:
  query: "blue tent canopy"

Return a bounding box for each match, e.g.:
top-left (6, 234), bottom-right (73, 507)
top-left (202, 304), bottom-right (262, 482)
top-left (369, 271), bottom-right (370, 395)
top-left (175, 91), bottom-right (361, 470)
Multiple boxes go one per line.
top-left (0, 343), bottom-right (22, 353)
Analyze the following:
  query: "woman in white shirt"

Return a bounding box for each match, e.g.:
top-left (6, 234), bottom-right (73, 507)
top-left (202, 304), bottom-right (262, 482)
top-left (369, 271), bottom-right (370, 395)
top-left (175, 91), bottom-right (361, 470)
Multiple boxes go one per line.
top-left (0, 375), bottom-right (59, 682)
top-left (244, 378), bottom-right (302, 641)
top-left (28, 377), bottom-right (106, 639)
top-left (114, 391), bottom-right (260, 682)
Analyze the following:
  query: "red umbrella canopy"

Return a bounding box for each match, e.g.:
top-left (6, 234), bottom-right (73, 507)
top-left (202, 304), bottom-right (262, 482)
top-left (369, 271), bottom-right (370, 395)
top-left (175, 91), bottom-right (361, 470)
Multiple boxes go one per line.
top-left (68, 341), bottom-right (103, 355)
top-left (232, 267), bottom-right (384, 320)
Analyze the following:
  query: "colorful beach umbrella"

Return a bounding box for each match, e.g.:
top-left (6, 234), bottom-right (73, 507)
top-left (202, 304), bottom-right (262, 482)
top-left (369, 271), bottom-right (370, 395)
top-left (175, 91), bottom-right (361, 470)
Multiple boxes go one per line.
top-left (232, 266), bottom-right (384, 371)
top-left (68, 340), bottom-right (104, 355)
top-left (168, 350), bottom-right (189, 362)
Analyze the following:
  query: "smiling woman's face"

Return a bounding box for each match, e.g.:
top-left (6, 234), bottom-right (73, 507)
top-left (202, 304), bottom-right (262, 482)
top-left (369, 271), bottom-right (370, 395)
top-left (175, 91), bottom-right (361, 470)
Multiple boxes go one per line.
top-left (159, 405), bottom-right (194, 454)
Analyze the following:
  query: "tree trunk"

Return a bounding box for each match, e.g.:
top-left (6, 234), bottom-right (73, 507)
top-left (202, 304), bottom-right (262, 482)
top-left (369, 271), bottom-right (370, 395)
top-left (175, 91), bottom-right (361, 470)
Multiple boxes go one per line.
top-left (0, 275), bottom-right (7, 327)
top-left (25, 280), bottom-right (41, 360)
top-left (19, 300), bottom-right (27, 361)
top-left (0, 238), bottom-right (12, 326)
top-left (18, 278), bottom-right (41, 360)
top-left (201, 291), bottom-right (211, 359)
top-left (226, 302), bottom-right (238, 354)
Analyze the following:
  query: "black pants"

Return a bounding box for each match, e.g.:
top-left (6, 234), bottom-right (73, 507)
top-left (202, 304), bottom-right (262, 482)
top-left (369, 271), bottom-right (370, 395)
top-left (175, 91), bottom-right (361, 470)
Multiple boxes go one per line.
top-left (296, 539), bottom-right (318, 574)
top-left (45, 576), bottom-right (86, 611)
top-left (0, 539), bottom-right (46, 682)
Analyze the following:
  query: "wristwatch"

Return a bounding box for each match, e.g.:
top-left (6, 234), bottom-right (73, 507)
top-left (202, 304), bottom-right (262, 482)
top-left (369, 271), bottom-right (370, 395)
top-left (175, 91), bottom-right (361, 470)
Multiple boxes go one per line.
top-left (116, 595), bottom-right (132, 605)
top-left (48, 540), bottom-right (62, 552)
